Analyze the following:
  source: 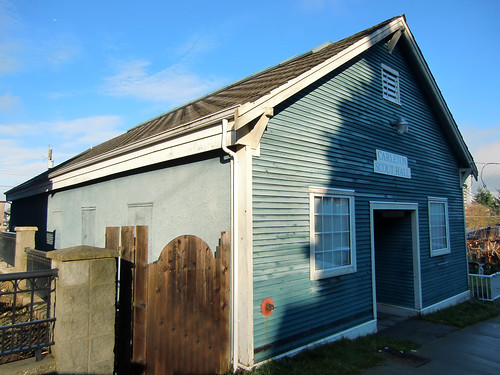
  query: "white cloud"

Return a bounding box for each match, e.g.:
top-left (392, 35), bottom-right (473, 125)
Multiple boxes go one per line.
top-left (0, 42), bottom-right (22, 74)
top-left (0, 115), bottom-right (125, 198)
top-left (0, 115), bottom-right (123, 166)
top-left (0, 1), bottom-right (25, 74)
top-left (0, 123), bottom-right (36, 136)
top-left (103, 59), bottom-right (222, 106)
top-left (461, 124), bottom-right (500, 193)
top-left (52, 115), bottom-right (123, 151)
top-left (175, 32), bottom-right (217, 62)
top-left (473, 141), bottom-right (500, 163)
top-left (0, 1), bottom-right (81, 75)
top-left (0, 138), bottom-right (47, 165)
top-left (39, 33), bottom-right (82, 68)
top-left (461, 124), bottom-right (500, 167)
top-left (0, 138), bottom-right (48, 196)
top-left (461, 124), bottom-right (500, 154)
top-left (0, 92), bottom-right (21, 113)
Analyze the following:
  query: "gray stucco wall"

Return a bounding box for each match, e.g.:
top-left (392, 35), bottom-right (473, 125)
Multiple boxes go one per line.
top-left (47, 152), bottom-right (230, 262)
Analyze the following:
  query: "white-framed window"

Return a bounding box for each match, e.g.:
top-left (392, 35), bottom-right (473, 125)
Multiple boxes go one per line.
top-left (428, 197), bottom-right (450, 256)
top-left (381, 63), bottom-right (400, 104)
top-left (309, 187), bottom-right (356, 280)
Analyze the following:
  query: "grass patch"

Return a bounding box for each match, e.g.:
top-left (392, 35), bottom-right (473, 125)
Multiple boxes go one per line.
top-left (246, 334), bottom-right (418, 375)
top-left (420, 298), bottom-right (500, 328)
top-left (245, 299), bottom-right (500, 374)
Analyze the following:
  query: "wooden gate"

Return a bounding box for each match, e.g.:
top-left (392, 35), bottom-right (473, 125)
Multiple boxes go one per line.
top-left (106, 227), bottom-right (230, 374)
top-left (106, 226), bottom-right (149, 374)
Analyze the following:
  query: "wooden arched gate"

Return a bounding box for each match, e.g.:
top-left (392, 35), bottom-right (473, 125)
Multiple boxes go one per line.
top-left (107, 228), bottom-right (231, 375)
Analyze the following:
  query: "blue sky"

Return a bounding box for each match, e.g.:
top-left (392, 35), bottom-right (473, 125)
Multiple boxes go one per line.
top-left (1, 0), bottom-right (499, 200)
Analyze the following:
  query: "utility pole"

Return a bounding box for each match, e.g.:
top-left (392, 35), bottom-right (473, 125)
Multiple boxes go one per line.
top-left (48, 146), bottom-right (54, 169)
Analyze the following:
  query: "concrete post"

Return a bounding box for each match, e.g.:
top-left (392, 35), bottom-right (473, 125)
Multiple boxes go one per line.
top-left (0, 201), bottom-right (5, 227)
top-left (14, 226), bottom-right (37, 272)
top-left (46, 245), bottom-right (119, 374)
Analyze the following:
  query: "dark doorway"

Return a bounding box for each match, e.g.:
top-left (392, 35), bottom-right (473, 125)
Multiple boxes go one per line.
top-left (371, 205), bottom-right (421, 315)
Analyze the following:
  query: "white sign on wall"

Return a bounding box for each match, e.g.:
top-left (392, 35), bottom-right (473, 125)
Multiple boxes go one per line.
top-left (373, 149), bottom-right (411, 179)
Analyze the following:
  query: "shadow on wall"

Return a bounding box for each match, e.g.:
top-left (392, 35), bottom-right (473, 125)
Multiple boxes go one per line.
top-left (253, 39), bottom-right (422, 361)
top-left (9, 172), bottom-right (55, 250)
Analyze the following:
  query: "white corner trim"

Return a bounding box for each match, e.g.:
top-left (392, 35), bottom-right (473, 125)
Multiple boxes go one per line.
top-left (378, 290), bottom-right (471, 317)
top-left (236, 18), bottom-right (405, 125)
top-left (420, 291), bottom-right (470, 315)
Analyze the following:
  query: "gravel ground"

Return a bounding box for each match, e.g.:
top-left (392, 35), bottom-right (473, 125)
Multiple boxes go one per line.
top-left (0, 295), bottom-right (37, 365)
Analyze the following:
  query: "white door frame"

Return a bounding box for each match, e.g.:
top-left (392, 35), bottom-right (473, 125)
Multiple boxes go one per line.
top-left (369, 201), bottom-right (422, 318)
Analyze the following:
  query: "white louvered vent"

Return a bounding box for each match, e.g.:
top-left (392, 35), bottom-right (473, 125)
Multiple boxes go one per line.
top-left (381, 64), bottom-right (400, 104)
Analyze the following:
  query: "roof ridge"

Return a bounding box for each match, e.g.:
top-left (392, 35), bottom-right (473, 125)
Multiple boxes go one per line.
top-left (128, 16), bottom-right (403, 133)
top-left (8, 15), bottom-right (405, 193)
top-left (126, 42), bottom-right (335, 133)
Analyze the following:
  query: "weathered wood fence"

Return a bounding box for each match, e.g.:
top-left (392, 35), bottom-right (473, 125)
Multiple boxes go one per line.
top-left (106, 227), bottom-right (231, 374)
top-left (146, 233), bottom-right (231, 374)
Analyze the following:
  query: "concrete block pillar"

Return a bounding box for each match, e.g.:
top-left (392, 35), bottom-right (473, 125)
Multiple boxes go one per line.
top-left (46, 245), bottom-right (119, 374)
top-left (14, 226), bottom-right (37, 272)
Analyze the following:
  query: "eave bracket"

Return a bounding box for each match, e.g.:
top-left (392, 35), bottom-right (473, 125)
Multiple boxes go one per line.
top-left (235, 107), bottom-right (273, 149)
top-left (387, 28), bottom-right (403, 54)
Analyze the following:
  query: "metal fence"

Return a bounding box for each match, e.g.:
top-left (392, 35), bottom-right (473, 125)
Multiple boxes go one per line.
top-left (469, 271), bottom-right (500, 301)
top-left (26, 249), bottom-right (52, 272)
top-left (26, 249), bottom-right (53, 301)
top-left (0, 232), bottom-right (15, 267)
top-left (0, 269), bottom-right (57, 360)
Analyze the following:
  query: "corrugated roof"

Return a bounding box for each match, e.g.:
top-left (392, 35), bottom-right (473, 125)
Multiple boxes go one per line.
top-left (60, 16), bottom-right (400, 169)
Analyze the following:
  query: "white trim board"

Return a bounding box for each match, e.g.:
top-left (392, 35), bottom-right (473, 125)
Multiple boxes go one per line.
top-left (377, 290), bottom-right (470, 317)
top-left (420, 291), bottom-right (470, 315)
top-left (236, 19), bottom-right (405, 127)
top-left (7, 121), bottom-right (231, 200)
top-left (245, 320), bottom-right (377, 370)
top-left (369, 202), bottom-right (422, 319)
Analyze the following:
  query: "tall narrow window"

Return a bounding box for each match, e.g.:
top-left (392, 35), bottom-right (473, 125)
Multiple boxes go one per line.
top-left (309, 187), bottom-right (356, 280)
top-left (381, 64), bottom-right (400, 104)
top-left (428, 197), bottom-right (450, 256)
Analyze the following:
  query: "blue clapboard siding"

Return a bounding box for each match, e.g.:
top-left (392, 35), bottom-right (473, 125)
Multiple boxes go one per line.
top-left (252, 39), bottom-right (468, 360)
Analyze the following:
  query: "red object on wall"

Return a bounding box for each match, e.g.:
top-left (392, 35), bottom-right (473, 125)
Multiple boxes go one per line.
top-left (260, 298), bottom-right (275, 316)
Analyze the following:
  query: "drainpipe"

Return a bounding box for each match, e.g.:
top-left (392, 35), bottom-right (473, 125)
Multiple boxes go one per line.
top-left (221, 118), bottom-right (239, 372)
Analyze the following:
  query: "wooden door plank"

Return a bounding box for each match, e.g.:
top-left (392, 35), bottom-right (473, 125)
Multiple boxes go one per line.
top-left (133, 226), bottom-right (148, 365)
top-left (144, 233), bottom-right (231, 374)
top-left (219, 231), bottom-right (231, 373)
top-left (105, 227), bottom-right (120, 250)
top-left (162, 238), bottom-right (176, 375)
top-left (145, 261), bottom-right (157, 374)
top-left (121, 226), bottom-right (135, 263)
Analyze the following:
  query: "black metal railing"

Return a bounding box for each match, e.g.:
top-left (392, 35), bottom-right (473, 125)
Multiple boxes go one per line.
top-left (26, 250), bottom-right (52, 272)
top-left (0, 269), bottom-right (57, 361)
top-left (0, 232), bottom-right (16, 267)
top-left (26, 249), bottom-right (53, 301)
